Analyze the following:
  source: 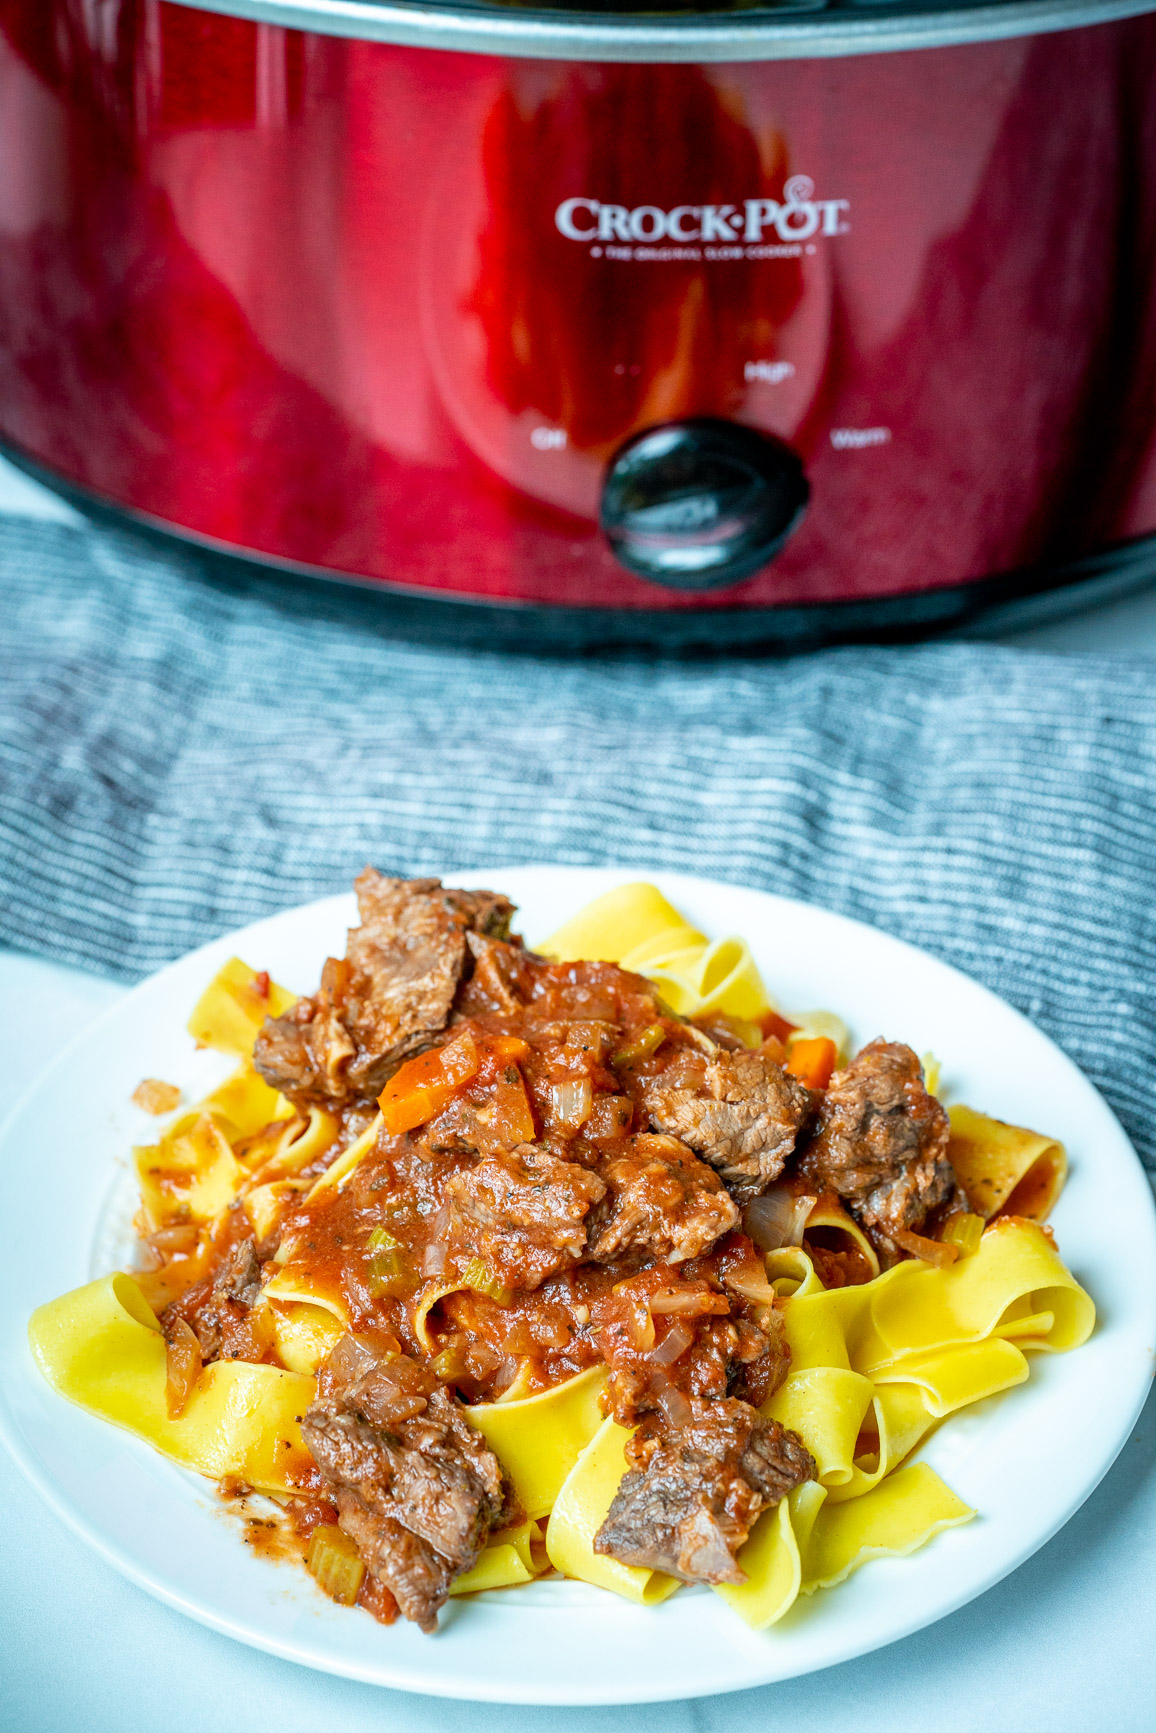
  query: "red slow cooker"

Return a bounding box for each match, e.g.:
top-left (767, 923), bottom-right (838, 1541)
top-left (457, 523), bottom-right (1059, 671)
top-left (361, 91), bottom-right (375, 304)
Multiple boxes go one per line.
top-left (1, 0), bottom-right (1155, 647)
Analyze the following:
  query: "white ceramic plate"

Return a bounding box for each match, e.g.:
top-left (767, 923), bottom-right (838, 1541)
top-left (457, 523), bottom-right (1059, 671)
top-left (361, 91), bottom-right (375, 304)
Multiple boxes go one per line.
top-left (1, 867), bottom-right (1153, 1705)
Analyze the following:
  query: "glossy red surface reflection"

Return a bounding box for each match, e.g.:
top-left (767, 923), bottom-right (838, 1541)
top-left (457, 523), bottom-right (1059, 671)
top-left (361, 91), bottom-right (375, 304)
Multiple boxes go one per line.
top-left (0, 1), bottom-right (1154, 614)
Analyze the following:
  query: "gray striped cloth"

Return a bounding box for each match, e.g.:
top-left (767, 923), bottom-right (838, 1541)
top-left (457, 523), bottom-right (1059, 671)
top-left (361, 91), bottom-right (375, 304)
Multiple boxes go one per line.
top-left (1, 515), bottom-right (1153, 1171)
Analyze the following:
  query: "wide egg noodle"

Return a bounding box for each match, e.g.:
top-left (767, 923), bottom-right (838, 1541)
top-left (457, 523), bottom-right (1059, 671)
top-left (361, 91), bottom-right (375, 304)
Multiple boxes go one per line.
top-left (538, 883), bottom-right (702, 968)
top-left (540, 881), bottom-right (775, 1025)
top-left (464, 1365), bottom-right (608, 1521)
top-left (134, 1066), bottom-right (338, 1233)
top-left (766, 1367), bottom-right (876, 1487)
top-left (305, 1114), bottom-right (382, 1201)
top-left (264, 1301), bottom-right (346, 1376)
top-left (134, 1113), bottom-right (245, 1228)
top-left (186, 957), bottom-right (296, 1057)
top-left (545, 1416), bottom-right (681, 1605)
top-left (28, 1273), bottom-right (315, 1494)
top-left (243, 1179), bottom-right (309, 1242)
top-left (259, 1272), bottom-right (350, 1375)
top-left (632, 934), bottom-right (770, 1024)
top-left (687, 1224), bottom-right (1090, 1618)
top-left (866, 1219), bottom-right (1095, 1365)
top-left (198, 1063), bottom-right (288, 1140)
top-left (800, 1461), bottom-right (974, 1593)
top-left (713, 1480), bottom-right (828, 1629)
top-left (947, 1104), bottom-right (1069, 1222)
top-left (249, 1105), bottom-right (340, 1183)
top-left (802, 1195), bottom-right (881, 1280)
top-left (450, 1520), bottom-right (550, 1596)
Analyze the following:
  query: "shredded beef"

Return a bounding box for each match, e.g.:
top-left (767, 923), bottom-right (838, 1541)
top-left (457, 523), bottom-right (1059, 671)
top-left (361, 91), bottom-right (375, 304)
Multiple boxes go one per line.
top-left (594, 1398), bottom-right (814, 1584)
top-left (253, 872), bottom-right (515, 1108)
top-left (444, 1145), bottom-right (607, 1290)
top-left (586, 1134), bottom-right (739, 1265)
top-left (301, 1334), bottom-right (508, 1632)
top-left (645, 1046), bottom-right (813, 1201)
top-left (798, 1039), bottom-right (957, 1248)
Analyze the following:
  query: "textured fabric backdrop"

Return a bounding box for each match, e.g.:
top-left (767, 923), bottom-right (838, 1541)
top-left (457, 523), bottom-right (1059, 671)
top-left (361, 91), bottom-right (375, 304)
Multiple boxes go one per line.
top-left (1, 515), bottom-right (1153, 1169)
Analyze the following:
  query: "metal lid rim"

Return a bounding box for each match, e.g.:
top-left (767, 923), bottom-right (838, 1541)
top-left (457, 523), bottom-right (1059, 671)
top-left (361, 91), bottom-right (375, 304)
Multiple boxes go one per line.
top-left (170, 0), bottom-right (1156, 59)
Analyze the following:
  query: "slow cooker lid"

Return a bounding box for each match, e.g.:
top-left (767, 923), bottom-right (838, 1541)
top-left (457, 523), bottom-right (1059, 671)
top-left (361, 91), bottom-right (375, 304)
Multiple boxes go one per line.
top-left (171, 0), bottom-right (1156, 60)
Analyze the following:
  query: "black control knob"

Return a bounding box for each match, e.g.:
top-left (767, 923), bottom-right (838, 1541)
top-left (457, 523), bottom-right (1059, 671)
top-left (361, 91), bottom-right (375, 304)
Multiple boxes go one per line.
top-left (600, 418), bottom-right (809, 590)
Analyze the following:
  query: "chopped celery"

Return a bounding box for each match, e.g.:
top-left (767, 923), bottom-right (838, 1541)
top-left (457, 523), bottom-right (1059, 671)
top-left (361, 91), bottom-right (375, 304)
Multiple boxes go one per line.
top-left (366, 1245), bottom-right (417, 1298)
top-left (610, 1022), bottom-right (666, 1068)
top-left (431, 1342), bottom-right (470, 1383)
top-left (306, 1524), bottom-right (365, 1605)
top-left (461, 1256), bottom-right (514, 1307)
top-left (942, 1211), bottom-right (985, 1258)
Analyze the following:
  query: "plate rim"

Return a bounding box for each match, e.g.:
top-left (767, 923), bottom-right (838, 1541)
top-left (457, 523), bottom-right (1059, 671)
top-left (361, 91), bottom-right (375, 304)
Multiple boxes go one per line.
top-left (2, 863), bottom-right (1154, 1704)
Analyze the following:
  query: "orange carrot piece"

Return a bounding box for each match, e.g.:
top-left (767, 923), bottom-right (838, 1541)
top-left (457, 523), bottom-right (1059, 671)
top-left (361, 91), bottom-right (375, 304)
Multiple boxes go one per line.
top-left (786, 1036), bottom-right (838, 1091)
top-left (378, 1030), bottom-right (480, 1135)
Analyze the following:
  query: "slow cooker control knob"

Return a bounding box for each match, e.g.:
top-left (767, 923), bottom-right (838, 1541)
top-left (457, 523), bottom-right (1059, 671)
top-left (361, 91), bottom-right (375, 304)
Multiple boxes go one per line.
top-left (599, 419), bottom-right (809, 589)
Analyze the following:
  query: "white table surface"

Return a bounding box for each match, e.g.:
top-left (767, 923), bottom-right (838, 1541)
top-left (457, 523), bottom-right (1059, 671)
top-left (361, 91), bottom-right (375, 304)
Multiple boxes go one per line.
top-left (3, 455), bottom-right (1155, 1731)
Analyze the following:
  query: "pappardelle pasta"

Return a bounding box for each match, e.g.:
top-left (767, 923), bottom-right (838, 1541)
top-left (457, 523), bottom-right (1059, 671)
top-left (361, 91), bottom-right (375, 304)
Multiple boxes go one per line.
top-left (30, 875), bottom-right (1093, 1635)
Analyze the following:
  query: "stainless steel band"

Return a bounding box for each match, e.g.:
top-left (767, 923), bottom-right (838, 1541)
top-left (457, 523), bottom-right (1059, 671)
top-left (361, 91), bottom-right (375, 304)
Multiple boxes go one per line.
top-left (168, 0), bottom-right (1156, 62)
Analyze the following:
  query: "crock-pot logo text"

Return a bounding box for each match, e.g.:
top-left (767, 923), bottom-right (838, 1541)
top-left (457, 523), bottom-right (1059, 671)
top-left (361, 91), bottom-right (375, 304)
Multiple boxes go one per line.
top-left (555, 177), bottom-right (849, 249)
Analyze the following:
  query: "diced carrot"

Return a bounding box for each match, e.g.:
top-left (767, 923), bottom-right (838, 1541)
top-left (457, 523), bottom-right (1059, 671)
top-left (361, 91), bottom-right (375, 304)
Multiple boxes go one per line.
top-left (378, 1030), bottom-right (480, 1135)
top-left (489, 1035), bottom-right (530, 1063)
top-left (786, 1036), bottom-right (838, 1090)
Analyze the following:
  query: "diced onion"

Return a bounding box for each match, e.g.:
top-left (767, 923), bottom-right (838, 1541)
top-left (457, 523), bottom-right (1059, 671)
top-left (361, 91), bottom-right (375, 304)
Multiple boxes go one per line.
top-left (163, 1316), bottom-right (202, 1418)
top-left (625, 1298), bottom-right (656, 1352)
top-left (550, 1078), bottom-right (593, 1129)
top-left (744, 1186), bottom-right (816, 1252)
top-left (648, 1287), bottom-right (729, 1317)
top-left (491, 1355), bottom-right (522, 1395)
top-left (654, 1377), bottom-right (693, 1428)
top-left (723, 1266), bottom-right (778, 1307)
top-left (422, 1240), bottom-right (448, 1277)
top-left (894, 1228), bottom-right (959, 1268)
top-left (648, 1319), bottom-right (695, 1367)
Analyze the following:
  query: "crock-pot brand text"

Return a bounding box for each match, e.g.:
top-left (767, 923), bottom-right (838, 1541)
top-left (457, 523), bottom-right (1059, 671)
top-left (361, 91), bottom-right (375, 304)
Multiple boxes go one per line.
top-left (555, 176), bottom-right (849, 246)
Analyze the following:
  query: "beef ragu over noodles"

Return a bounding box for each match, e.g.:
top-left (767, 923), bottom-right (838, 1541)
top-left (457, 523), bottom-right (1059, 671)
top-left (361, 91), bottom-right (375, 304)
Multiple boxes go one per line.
top-left (29, 874), bottom-right (1093, 1638)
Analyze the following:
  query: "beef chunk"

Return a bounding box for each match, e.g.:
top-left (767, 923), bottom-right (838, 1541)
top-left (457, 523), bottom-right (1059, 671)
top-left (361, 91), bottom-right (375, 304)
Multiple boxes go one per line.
top-left (444, 1145), bottom-right (607, 1290)
top-left (645, 1047), bottom-right (813, 1201)
top-left (454, 932), bottom-right (533, 1016)
top-left (587, 1134), bottom-right (739, 1265)
top-left (172, 1234), bottom-right (262, 1360)
top-left (332, 1486), bottom-right (454, 1629)
top-left (798, 1039), bottom-right (957, 1247)
top-left (212, 1236), bottom-right (262, 1308)
top-left (594, 1398), bottom-right (814, 1584)
top-left (302, 1334), bottom-right (507, 1632)
top-left (254, 872), bottom-right (515, 1108)
top-left (600, 1309), bottom-right (786, 1430)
